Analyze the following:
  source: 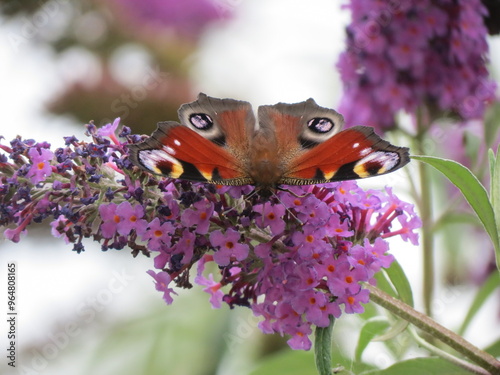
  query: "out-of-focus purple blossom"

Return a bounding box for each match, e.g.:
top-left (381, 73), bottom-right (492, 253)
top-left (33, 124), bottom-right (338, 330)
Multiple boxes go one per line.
top-left (180, 199), bottom-right (214, 234)
top-left (106, 0), bottom-right (234, 40)
top-left (141, 217), bottom-right (174, 252)
top-left (99, 203), bottom-right (120, 238)
top-left (195, 272), bottom-right (224, 308)
top-left (0, 118), bottom-right (421, 351)
top-left (26, 147), bottom-right (53, 184)
top-left (115, 201), bottom-right (148, 236)
top-left (147, 270), bottom-right (178, 304)
top-left (338, 1), bottom-right (497, 131)
top-left (254, 202), bottom-right (286, 235)
top-left (209, 228), bottom-right (249, 266)
top-left (97, 118), bottom-right (121, 145)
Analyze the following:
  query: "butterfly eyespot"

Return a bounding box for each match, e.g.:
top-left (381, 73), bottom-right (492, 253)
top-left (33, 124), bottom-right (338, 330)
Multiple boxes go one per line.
top-left (307, 117), bottom-right (334, 134)
top-left (189, 113), bottom-right (213, 130)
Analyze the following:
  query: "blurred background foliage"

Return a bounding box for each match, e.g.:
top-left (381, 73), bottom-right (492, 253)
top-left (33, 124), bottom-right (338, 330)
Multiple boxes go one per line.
top-left (0, 0), bottom-right (234, 131)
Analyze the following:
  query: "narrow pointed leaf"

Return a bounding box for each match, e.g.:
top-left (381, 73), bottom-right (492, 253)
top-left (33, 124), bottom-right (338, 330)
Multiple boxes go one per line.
top-left (373, 319), bottom-right (409, 343)
top-left (412, 156), bottom-right (500, 261)
top-left (360, 357), bottom-right (470, 375)
top-left (484, 338), bottom-right (500, 357)
top-left (493, 144), bottom-right (500, 270)
top-left (383, 260), bottom-right (414, 307)
top-left (458, 272), bottom-right (500, 336)
top-left (355, 318), bottom-right (390, 361)
top-left (488, 148), bottom-right (496, 202)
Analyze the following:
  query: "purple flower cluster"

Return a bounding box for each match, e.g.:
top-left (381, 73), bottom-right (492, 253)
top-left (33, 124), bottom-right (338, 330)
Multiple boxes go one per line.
top-left (338, 1), bottom-right (497, 130)
top-left (0, 120), bottom-right (420, 350)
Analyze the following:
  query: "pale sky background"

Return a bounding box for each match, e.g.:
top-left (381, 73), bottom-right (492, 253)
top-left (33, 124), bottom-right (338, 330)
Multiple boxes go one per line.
top-left (0, 1), bottom-right (499, 374)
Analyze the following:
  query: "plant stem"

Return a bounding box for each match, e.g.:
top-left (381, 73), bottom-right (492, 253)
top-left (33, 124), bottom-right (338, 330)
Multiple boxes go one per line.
top-left (408, 327), bottom-right (492, 375)
top-left (315, 316), bottom-right (336, 375)
top-left (365, 284), bottom-right (500, 374)
top-left (415, 107), bottom-right (435, 317)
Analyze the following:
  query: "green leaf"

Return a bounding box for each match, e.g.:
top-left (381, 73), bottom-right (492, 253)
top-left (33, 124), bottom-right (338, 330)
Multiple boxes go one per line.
top-left (373, 271), bottom-right (398, 299)
top-left (412, 156), bottom-right (500, 259)
top-left (315, 316), bottom-right (335, 375)
top-left (368, 262), bottom-right (412, 342)
top-left (463, 130), bottom-right (481, 167)
top-left (484, 102), bottom-right (500, 149)
top-left (248, 350), bottom-right (317, 375)
top-left (383, 260), bottom-right (414, 308)
top-left (492, 144), bottom-right (500, 270)
top-left (433, 212), bottom-right (480, 233)
top-left (458, 272), bottom-right (500, 336)
top-left (360, 357), bottom-right (470, 375)
top-left (484, 338), bottom-right (500, 357)
top-left (355, 318), bottom-right (390, 361)
top-left (373, 319), bottom-right (409, 343)
top-left (488, 148), bottom-right (496, 201)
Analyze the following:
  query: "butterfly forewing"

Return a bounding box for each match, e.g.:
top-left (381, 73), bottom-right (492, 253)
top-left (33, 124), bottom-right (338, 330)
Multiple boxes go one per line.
top-left (128, 122), bottom-right (252, 185)
top-left (280, 126), bottom-right (409, 185)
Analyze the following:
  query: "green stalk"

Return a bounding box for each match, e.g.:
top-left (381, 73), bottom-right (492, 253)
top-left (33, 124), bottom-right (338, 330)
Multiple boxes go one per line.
top-left (315, 316), bottom-right (335, 375)
top-left (366, 284), bottom-right (500, 374)
top-left (408, 327), bottom-right (491, 375)
top-left (415, 107), bottom-right (435, 317)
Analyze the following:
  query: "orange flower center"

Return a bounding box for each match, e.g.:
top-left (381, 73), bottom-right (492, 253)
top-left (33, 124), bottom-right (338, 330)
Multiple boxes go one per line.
top-left (401, 44), bottom-right (411, 53)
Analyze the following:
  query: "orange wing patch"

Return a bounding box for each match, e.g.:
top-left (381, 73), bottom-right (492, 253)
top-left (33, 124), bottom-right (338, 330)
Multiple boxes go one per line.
top-left (282, 127), bottom-right (409, 183)
top-left (130, 125), bottom-right (251, 184)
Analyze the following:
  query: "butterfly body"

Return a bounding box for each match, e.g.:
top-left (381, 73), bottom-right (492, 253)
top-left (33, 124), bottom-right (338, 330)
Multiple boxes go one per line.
top-left (128, 93), bottom-right (409, 192)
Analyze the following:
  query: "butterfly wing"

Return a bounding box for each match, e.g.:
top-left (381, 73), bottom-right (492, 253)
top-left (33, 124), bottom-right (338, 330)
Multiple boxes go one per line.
top-left (128, 93), bottom-right (255, 185)
top-left (280, 126), bottom-right (409, 184)
top-left (256, 98), bottom-right (409, 185)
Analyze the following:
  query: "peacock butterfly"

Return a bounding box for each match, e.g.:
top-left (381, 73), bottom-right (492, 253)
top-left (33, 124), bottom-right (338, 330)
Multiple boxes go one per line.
top-left (128, 93), bottom-right (409, 194)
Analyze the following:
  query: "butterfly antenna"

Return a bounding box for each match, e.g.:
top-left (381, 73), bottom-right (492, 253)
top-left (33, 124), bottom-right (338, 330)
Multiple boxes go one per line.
top-left (244, 187), bottom-right (259, 200)
top-left (276, 186), bottom-right (309, 198)
top-left (271, 190), bottom-right (303, 226)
